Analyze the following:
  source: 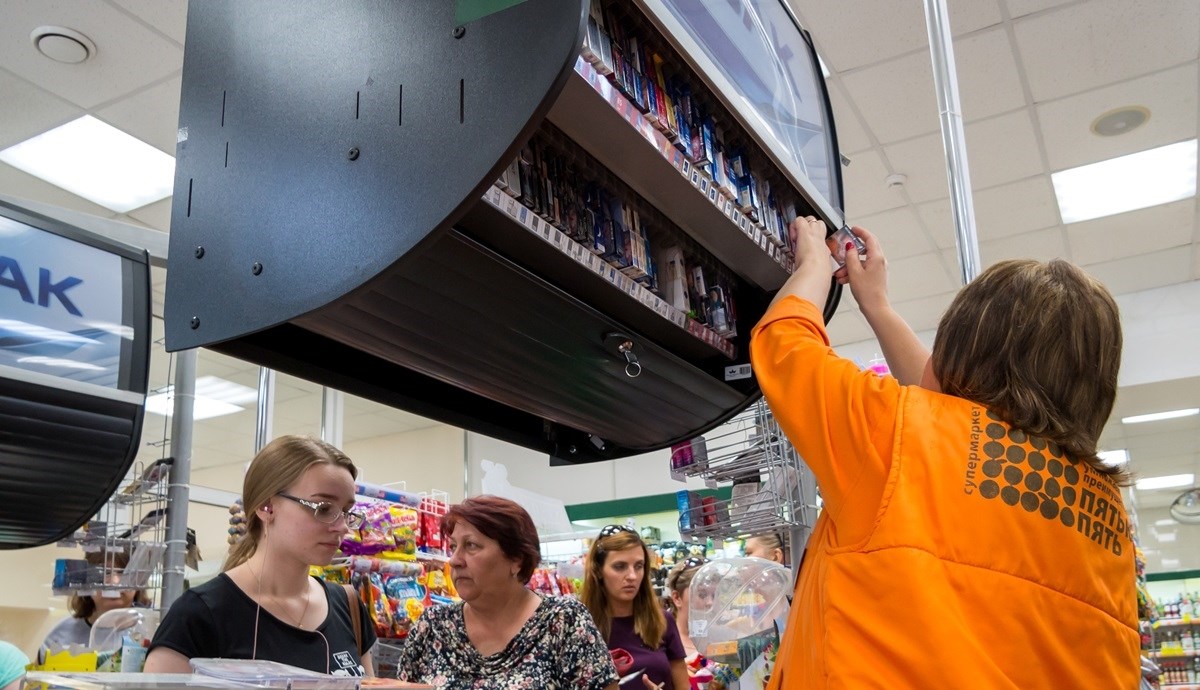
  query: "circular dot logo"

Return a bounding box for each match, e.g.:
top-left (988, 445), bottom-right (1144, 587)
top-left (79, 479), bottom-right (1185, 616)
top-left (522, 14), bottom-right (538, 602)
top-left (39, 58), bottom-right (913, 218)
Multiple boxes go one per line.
top-left (1040, 497), bottom-right (1059, 520)
top-left (1060, 508), bottom-right (1074, 528)
top-left (1004, 466), bottom-right (1023, 485)
top-left (1062, 486), bottom-right (1077, 507)
top-left (1027, 451), bottom-right (1046, 471)
top-left (986, 409), bottom-right (1003, 422)
top-left (1029, 435), bottom-right (1047, 451)
top-left (1020, 492), bottom-right (1039, 512)
top-left (1063, 465), bottom-right (1080, 485)
top-left (1006, 445), bottom-right (1026, 464)
top-left (1024, 473), bottom-right (1043, 492)
top-left (1008, 429), bottom-right (1027, 444)
top-left (1044, 477), bottom-right (1061, 498)
top-left (984, 441), bottom-right (1005, 459)
top-left (1001, 486), bottom-right (1020, 506)
top-left (986, 423), bottom-right (1006, 440)
top-left (980, 480), bottom-right (1000, 499)
top-left (1048, 459), bottom-right (1064, 478)
top-left (983, 460), bottom-right (1003, 478)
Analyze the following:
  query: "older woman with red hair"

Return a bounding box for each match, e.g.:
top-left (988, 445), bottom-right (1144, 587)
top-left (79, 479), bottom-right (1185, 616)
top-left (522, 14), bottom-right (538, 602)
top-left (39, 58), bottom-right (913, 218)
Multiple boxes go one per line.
top-left (398, 495), bottom-right (618, 690)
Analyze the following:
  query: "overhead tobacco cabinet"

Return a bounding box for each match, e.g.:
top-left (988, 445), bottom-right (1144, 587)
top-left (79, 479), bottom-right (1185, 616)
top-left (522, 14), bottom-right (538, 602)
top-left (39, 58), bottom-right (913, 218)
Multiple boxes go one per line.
top-left (164, 0), bottom-right (845, 464)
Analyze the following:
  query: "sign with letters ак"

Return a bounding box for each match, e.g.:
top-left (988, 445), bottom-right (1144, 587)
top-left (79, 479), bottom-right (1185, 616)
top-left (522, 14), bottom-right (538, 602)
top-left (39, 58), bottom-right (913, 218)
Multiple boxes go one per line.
top-left (0, 214), bottom-right (127, 389)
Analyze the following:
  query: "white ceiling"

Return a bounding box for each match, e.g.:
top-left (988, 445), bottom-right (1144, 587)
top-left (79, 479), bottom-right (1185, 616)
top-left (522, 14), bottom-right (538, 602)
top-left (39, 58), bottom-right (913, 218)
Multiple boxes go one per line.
top-left (0, 0), bottom-right (1197, 571)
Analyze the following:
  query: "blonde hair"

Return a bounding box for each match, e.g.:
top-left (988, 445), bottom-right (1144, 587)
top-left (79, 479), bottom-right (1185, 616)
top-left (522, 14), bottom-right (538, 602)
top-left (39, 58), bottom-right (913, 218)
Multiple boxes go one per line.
top-left (932, 259), bottom-right (1128, 484)
top-left (664, 560), bottom-right (702, 615)
top-left (580, 530), bottom-right (666, 649)
top-left (745, 532), bottom-right (788, 565)
top-left (222, 435), bottom-right (358, 571)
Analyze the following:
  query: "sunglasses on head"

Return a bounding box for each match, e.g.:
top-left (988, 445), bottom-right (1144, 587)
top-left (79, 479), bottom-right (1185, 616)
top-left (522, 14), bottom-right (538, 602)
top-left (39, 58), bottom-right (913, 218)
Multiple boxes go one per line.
top-left (599, 524), bottom-right (637, 538)
top-left (683, 556), bottom-right (708, 569)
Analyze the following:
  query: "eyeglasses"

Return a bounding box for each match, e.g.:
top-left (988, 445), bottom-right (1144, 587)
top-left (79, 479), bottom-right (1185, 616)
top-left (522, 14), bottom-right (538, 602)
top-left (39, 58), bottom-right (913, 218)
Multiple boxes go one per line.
top-left (683, 556), bottom-right (708, 569)
top-left (599, 524), bottom-right (637, 538)
top-left (276, 493), bottom-right (365, 530)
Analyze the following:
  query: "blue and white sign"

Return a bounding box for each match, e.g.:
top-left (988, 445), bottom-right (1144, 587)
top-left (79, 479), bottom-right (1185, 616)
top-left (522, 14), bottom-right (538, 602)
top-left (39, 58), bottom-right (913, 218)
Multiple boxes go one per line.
top-left (0, 214), bottom-right (129, 389)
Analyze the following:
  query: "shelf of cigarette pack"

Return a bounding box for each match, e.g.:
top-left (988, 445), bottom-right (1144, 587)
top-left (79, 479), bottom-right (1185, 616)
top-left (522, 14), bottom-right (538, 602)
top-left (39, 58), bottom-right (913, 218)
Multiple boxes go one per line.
top-left (1154, 651), bottom-right (1200, 659)
top-left (466, 184), bottom-right (737, 360)
top-left (545, 57), bottom-right (793, 291)
top-left (1158, 619), bottom-right (1200, 628)
top-left (1161, 685), bottom-right (1200, 688)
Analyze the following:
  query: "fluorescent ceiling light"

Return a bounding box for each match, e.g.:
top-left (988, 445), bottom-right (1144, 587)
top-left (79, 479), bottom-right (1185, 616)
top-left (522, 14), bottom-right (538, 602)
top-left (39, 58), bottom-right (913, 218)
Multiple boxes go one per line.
top-left (1135, 474), bottom-right (1195, 491)
top-left (1162, 558), bottom-right (1181, 568)
top-left (0, 115), bottom-right (175, 213)
top-left (1097, 449), bottom-right (1128, 468)
top-left (1122, 408), bottom-right (1200, 424)
top-left (144, 376), bottom-right (257, 421)
top-left (1155, 518), bottom-right (1178, 527)
top-left (1156, 531), bottom-right (1177, 543)
top-left (1051, 139), bottom-right (1197, 223)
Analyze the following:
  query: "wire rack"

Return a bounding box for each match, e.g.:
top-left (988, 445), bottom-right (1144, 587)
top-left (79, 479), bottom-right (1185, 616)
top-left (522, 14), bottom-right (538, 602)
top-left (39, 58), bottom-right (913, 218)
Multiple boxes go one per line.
top-left (673, 399), bottom-right (818, 543)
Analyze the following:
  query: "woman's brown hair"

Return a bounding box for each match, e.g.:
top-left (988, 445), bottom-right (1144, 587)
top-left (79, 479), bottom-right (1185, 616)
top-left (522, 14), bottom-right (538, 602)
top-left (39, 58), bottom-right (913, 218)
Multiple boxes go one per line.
top-left (664, 559), bottom-right (702, 615)
top-left (223, 435), bottom-right (358, 571)
top-left (440, 495), bottom-right (541, 584)
top-left (580, 529), bottom-right (666, 649)
top-left (932, 259), bottom-right (1128, 484)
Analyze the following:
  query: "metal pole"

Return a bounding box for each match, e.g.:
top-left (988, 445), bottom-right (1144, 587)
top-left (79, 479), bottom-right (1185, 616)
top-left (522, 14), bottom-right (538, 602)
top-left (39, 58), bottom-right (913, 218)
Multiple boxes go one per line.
top-left (923, 0), bottom-right (982, 284)
top-left (320, 387), bottom-right (344, 448)
top-left (161, 348), bottom-right (197, 609)
top-left (255, 367), bottom-right (276, 453)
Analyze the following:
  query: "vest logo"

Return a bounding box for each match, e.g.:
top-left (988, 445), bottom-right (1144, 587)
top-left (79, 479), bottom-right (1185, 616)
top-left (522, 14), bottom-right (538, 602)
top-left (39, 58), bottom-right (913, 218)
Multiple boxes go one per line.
top-left (0, 256), bottom-right (84, 316)
top-left (963, 408), bottom-right (1131, 557)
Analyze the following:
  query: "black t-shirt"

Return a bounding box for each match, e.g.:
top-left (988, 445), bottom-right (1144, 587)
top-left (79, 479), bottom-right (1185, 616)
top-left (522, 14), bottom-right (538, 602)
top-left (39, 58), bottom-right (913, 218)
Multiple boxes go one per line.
top-left (150, 573), bottom-right (376, 676)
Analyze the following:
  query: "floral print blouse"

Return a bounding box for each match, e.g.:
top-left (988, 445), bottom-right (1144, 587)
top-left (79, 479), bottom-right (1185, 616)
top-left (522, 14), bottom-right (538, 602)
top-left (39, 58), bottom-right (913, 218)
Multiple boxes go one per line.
top-left (397, 595), bottom-right (618, 690)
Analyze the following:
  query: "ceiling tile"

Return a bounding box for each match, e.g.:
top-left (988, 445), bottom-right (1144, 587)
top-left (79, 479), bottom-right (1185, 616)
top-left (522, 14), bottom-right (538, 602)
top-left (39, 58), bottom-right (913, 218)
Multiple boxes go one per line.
top-left (825, 308), bottom-right (873, 346)
top-left (979, 225), bottom-right (1067, 265)
top-left (1083, 245), bottom-right (1193, 295)
top-left (0, 1), bottom-right (183, 109)
top-left (841, 52), bottom-right (939, 144)
top-left (0, 69), bottom-right (81, 149)
top-left (1004, 0), bottom-right (1075, 19)
top-left (1037, 63), bottom-right (1199, 170)
top-left (881, 133), bottom-right (949, 203)
top-left (962, 110), bottom-right (1045, 190)
top-left (972, 175), bottom-right (1061, 240)
top-left (893, 291), bottom-right (956, 333)
top-left (955, 28), bottom-right (1026, 122)
top-left (887, 251), bottom-right (958, 302)
top-left (108, 0), bottom-right (188, 46)
top-left (1014, 0), bottom-right (1200, 102)
top-left (827, 82), bottom-right (872, 154)
top-left (841, 149), bottom-right (909, 216)
top-left (915, 197), bottom-right (957, 249)
top-left (125, 196), bottom-right (173, 232)
top-left (0, 162), bottom-right (115, 216)
top-left (95, 75), bottom-right (182, 155)
top-left (792, 0), bottom-right (1001, 73)
top-left (853, 205), bottom-right (933, 260)
top-left (1066, 199), bottom-right (1195, 266)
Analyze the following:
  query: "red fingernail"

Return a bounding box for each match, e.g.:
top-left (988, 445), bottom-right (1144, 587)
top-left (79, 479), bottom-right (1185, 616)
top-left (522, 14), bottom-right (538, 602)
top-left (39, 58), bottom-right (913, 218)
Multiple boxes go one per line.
top-left (845, 241), bottom-right (854, 251)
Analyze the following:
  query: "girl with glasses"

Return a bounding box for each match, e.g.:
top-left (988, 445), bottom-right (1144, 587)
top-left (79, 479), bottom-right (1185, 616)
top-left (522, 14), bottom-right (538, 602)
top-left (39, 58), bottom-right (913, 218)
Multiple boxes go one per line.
top-left (581, 526), bottom-right (689, 690)
top-left (145, 435), bottom-right (375, 677)
top-left (663, 557), bottom-right (709, 662)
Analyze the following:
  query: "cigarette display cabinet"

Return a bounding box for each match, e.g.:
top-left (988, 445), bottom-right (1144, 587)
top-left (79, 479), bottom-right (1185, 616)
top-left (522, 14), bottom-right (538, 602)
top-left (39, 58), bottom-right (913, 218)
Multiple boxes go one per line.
top-left (163, 0), bottom-right (845, 464)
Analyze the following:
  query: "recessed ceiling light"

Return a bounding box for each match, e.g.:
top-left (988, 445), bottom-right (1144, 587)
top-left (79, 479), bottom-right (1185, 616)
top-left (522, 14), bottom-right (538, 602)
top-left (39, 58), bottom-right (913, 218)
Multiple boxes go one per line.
top-left (1162, 558), bottom-right (1181, 569)
top-left (1051, 139), bottom-right (1197, 224)
top-left (30, 26), bottom-right (96, 64)
top-left (1097, 449), bottom-right (1129, 468)
top-left (144, 376), bottom-right (257, 421)
top-left (1090, 106), bottom-right (1150, 137)
top-left (1155, 518), bottom-right (1178, 527)
top-left (1121, 408), bottom-right (1200, 424)
top-left (1156, 531), bottom-right (1177, 543)
top-left (0, 115), bottom-right (175, 213)
top-left (1135, 474), bottom-right (1195, 491)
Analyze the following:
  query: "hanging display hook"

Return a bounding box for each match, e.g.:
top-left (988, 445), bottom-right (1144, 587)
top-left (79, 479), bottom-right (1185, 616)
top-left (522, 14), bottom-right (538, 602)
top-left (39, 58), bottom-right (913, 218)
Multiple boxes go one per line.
top-left (618, 339), bottom-right (641, 378)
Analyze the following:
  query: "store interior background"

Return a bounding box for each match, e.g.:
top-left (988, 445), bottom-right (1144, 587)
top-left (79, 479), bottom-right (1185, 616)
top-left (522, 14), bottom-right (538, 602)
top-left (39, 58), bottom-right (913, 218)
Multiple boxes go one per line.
top-left (1, 0), bottom-right (1198, 654)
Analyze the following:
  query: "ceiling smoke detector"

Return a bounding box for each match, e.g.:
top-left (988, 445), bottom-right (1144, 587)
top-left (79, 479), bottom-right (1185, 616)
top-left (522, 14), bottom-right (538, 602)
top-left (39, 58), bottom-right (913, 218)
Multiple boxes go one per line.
top-left (31, 26), bottom-right (96, 64)
top-left (1090, 106), bottom-right (1150, 137)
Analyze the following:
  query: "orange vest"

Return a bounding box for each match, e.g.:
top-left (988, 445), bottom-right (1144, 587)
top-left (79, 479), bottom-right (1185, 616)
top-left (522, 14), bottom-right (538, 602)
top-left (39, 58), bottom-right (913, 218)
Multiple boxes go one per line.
top-left (751, 297), bottom-right (1138, 689)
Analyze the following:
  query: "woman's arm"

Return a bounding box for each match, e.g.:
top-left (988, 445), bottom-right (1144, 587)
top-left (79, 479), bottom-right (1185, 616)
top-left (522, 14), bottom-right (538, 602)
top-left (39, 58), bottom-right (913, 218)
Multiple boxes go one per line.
top-left (143, 646), bottom-right (193, 674)
top-left (669, 658), bottom-right (689, 690)
top-left (359, 650), bottom-right (375, 678)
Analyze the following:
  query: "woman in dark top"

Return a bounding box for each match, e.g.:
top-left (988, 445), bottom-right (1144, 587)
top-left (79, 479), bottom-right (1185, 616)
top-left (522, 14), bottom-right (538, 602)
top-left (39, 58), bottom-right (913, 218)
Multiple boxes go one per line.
top-left (145, 436), bottom-right (375, 676)
top-left (398, 495), bottom-right (617, 689)
top-left (581, 525), bottom-right (688, 690)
